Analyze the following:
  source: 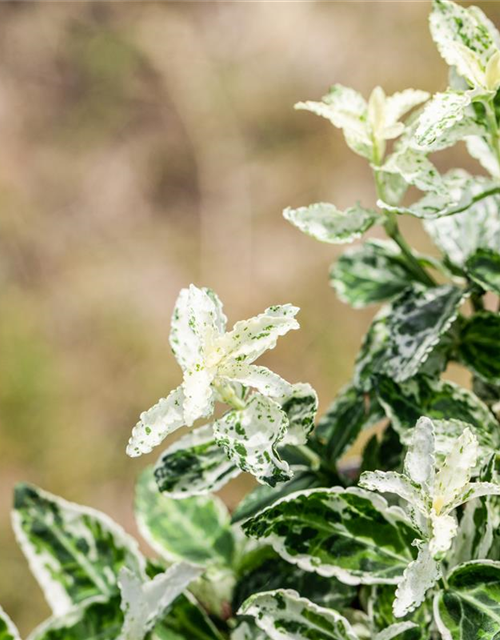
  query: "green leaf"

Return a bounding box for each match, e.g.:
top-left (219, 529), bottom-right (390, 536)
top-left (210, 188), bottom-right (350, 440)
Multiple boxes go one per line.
top-left (0, 608), bottom-right (20, 640)
top-left (424, 183), bottom-right (500, 266)
top-left (429, 0), bottom-right (500, 87)
top-left (232, 553), bottom-right (356, 613)
top-left (435, 561), bottom-right (500, 640)
top-left (283, 203), bottom-right (377, 245)
top-left (330, 240), bottom-right (414, 308)
top-left (375, 375), bottom-right (499, 436)
top-left (314, 384), bottom-right (384, 464)
top-left (118, 564), bottom-right (202, 640)
top-left (135, 468), bottom-right (234, 567)
top-left (466, 248), bottom-right (500, 294)
top-left (152, 594), bottom-right (224, 640)
top-left (242, 488), bottom-right (418, 585)
top-left (154, 425), bottom-right (239, 498)
top-left (231, 470), bottom-right (322, 524)
top-left (353, 307), bottom-right (392, 393)
top-left (382, 285), bottom-right (465, 382)
top-left (374, 622), bottom-right (421, 640)
top-left (12, 484), bottom-right (145, 616)
top-left (27, 596), bottom-right (124, 640)
top-left (459, 312), bottom-right (500, 384)
top-left (239, 589), bottom-right (359, 640)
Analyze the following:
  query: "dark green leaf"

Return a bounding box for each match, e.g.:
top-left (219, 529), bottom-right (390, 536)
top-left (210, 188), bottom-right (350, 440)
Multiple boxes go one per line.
top-left (466, 249), bottom-right (500, 295)
top-left (459, 312), bottom-right (500, 384)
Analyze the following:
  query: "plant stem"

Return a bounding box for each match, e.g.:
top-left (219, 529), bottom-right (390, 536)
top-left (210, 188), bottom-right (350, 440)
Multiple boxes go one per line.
top-left (374, 168), bottom-right (436, 287)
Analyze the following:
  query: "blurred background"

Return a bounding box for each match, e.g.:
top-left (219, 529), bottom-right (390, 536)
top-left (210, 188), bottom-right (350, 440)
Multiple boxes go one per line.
top-left (0, 1), bottom-right (497, 633)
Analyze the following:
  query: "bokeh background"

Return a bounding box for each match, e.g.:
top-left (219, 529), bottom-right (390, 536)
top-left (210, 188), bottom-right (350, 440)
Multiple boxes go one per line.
top-left (1, 1), bottom-right (498, 633)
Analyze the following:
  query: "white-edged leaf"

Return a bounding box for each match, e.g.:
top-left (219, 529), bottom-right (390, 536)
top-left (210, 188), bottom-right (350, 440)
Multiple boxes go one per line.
top-left (393, 543), bottom-right (440, 618)
top-left (374, 622), bottom-right (420, 640)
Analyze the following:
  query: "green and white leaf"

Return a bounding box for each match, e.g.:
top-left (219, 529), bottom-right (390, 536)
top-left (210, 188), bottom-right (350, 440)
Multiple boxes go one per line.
top-left (214, 394), bottom-right (291, 486)
top-left (382, 284), bottom-right (466, 382)
top-left (12, 483), bottom-right (145, 616)
top-left (152, 593), bottom-right (224, 640)
top-left (230, 621), bottom-right (268, 640)
top-left (353, 306), bottom-right (392, 392)
top-left (435, 560), bottom-right (500, 640)
top-left (135, 468), bottom-right (234, 567)
top-left (118, 564), bottom-right (202, 640)
top-left (283, 203), bottom-right (377, 245)
top-left (414, 91), bottom-right (472, 149)
top-left (280, 382), bottom-right (318, 445)
top-left (0, 608), bottom-right (20, 640)
top-left (466, 135), bottom-right (500, 177)
top-left (330, 240), bottom-right (414, 309)
top-left (239, 589), bottom-right (358, 640)
top-left (466, 249), bottom-right (500, 295)
top-left (154, 425), bottom-right (239, 498)
top-left (393, 543), bottom-right (440, 618)
top-left (459, 312), bottom-right (500, 385)
top-left (27, 596), bottom-right (123, 640)
top-left (374, 622), bottom-right (420, 640)
top-left (414, 117), bottom-right (486, 153)
top-left (380, 148), bottom-right (446, 195)
top-left (243, 487), bottom-right (418, 585)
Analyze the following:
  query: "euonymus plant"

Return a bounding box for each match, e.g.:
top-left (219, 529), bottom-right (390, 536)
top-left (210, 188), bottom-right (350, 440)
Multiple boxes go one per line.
top-left (4, 1), bottom-right (500, 638)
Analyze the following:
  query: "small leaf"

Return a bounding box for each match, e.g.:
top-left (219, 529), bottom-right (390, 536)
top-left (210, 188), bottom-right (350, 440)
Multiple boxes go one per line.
top-left (376, 375), bottom-right (499, 436)
top-left (382, 285), bottom-right (466, 382)
top-left (415, 91), bottom-right (472, 148)
top-left (12, 484), bottom-right (145, 616)
top-left (239, 589), bottom-right (359, 640)
top-left (435, 561), bottom-right (500, 640)
top-left (280, 383), bottom-right (318, 445)
top-left (459, 312), bottom-right (500, 384)
top-left (0, 607), bottom-right (20, 640)
top-left (154, 425), bottom-right (240, 498)
top-left (466, 248), bottom-right (500, 295)
top-left (243, 488), bottom-right (418, 585)
top-left (393, 544), bottom-right (440, 618)
top-left (330, 240), bottom-right (414, 308)
top-left (283, 202), bottom-right (377, 244)
top-left (135, 468), bottom-right (234, 567)
top-left (381, 148), bottom-right (446, 195)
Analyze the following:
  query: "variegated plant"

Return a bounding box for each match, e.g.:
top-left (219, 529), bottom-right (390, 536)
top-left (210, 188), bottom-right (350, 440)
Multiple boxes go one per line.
top-left (4, 1), bottom-right (500, 638)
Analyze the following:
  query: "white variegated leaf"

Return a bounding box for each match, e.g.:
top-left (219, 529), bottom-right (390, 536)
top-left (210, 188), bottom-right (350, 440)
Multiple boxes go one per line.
top-left (118, 564), bottom-right (202, 640)
top-left (283, 203), bottom-right (377, 244)
top-left (359, 471), bottom-right (426, 513)
top-left (415, 91), bottom-right (471, 149)
top-left (384, 89), bottom-right (430, 127)
top-left (466, 135), bottom-right (500, 177)
top-left (429, 512), bottom-right (457, 556)
top-left (393, 543), bottom-right (440, 618)
top-left (214, 394), bottom-right (291, 486)
top-left (414, 117), bottom-right (486, 153)
top-left (381, 148), bottom-right (446, 195)
top-left (404, 417), bottom-right (435, 490)
top-left (239, 589), bottom-right (359, 640)
top-left (374, 622), bottom-right (420, 640)
top-left (220, 364), bottom-right (293, 402)
top-left (280, 382), bottom-right (318, 445)
top-left (434, 428), bottom-right (478, 512)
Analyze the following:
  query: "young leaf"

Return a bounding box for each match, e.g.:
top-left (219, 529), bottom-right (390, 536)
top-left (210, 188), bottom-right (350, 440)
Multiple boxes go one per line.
top-left (283, 203), bottom-right (377, 245)
top-left (393, 544), bottom-right (440, 618)
top-left (414, 91), bottom-right (472, 148)
top-left (239, 589), bottom-right (359, 640)
top-left (118, 563), bottom-right (202, 640)
top-left (154, 425), bottom-right (240, 498)
top-left (135, 468), bottom-right (234, 567)
top-left (376, 375), bottom-right (499, 436)
top-left (330, 240), bottom-right (414, 308)
top-left (12, 484), bottom-right (145, 616)
top-left (435, 560), bottom-right (500, 640)
top-left (381, 148), bottom-right (446, 195)
top-left (0, 607), bottom-right (20, 640)
top-left (459, 312), bottom-right (500, 384)
top-left (382, 284), bottom-right (466, 382)
top-left (242, 488), bottom-right (418, 585)
top-left (27, 596), bottom-right (124, 640)
top-left (466, 248), bottom-right (500, 295)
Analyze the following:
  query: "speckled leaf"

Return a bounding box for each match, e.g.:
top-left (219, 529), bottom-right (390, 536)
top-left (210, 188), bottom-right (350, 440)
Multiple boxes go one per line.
top-left (154, 425), bottom-right (239, 498)
top-left (466, 249), bottom-right (500, 294)
top-left (466, 135), bottom-right (500, 177)
top-left (424, 183), bottom-right (500, 265)
top-left (314, 384), bottom-right (384, 465)
top-left (213, 394), bottom-right (291, 486)
top-left (280, 383), bottom-right (318, 445)
top-left (27, 597), bottom-right (124, 640)
top-left (435, 561), bottom-right (500, 640)
top-left (118, 564), bottom-right (202, 640)
top-left (459, 312), bottom-right (500, 384)
top-left (415, 92), bottom-right (471, 148)
top-left (375, 375), bottom-right (498, 435)
top-left (381, 148), bottom-right (446, 195)
top-left (135, 468), bottom-right (234, 567)
top-left (393, 543), bottom-right (440, 618)
top-left (416, 117), bottom-right (486, 153)
top-left (374, 622), bottom-right (420, 640)
top-left (283, 203), bottom-right (377, 244)
top-left (330, 240), bottom-right (414, 308)
top-left (0, 608), bottom-right (20, 640)
top-left (431, 419), bottom-right (497, 468)
top-left (12, 484), bottom-right (145, 616)
top-left (243, 488), bottom-right (418, 585)
top-left (239, 589), bottom-right (359, 640)
top-left (353, 306), bottom-right (392, 393)
top-left (430, 0), bottom-right (500, 85)
top-left (382, 285), bottom-right (465, 382)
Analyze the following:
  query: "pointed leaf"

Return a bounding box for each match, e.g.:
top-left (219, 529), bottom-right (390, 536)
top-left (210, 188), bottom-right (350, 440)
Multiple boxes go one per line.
top-left (393, 544), bottom-right (440, 618)
top-left (330, 240), bottom-right (414, 309)
top-left (239, 589), bottom-right (359, 640)
top-left (283, 203), bottom-right (377, 244)
top-left (135, 468), bottom-right (234, 567)
top-left (466, 249), bottom-right (500, 295)
top-left (404, 417), bottom-right (435, 489)
top-left (12, 484), bottom-right (145, 616)
top-left (459, 312), bottom-right (500, 385)
top-left (415, 92), bottom-right (471, 148)
top-left (243, 488), bottom-right (418, 585)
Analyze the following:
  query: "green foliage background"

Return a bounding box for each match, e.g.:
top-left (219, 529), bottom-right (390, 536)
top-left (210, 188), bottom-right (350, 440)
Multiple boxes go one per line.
top-left (0, 1), bottom-right (497, 634)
